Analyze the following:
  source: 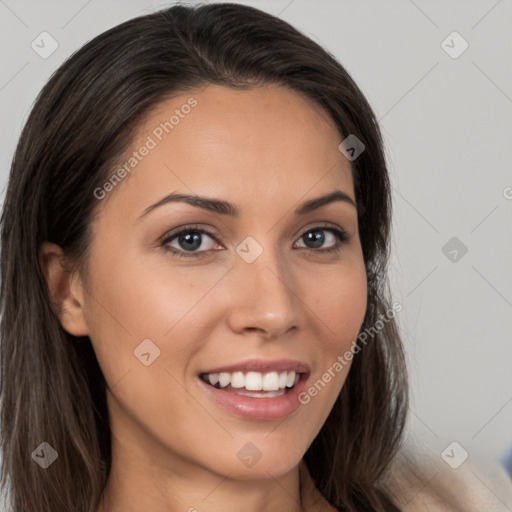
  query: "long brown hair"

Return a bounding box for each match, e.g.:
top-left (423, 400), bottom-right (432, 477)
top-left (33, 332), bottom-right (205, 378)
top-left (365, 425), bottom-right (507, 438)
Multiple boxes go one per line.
top-left (0, 4), bottom-right (407, 511)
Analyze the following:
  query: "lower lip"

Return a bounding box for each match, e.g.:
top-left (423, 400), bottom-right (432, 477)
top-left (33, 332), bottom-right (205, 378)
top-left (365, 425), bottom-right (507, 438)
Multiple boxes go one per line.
top-left (198, 374), bottom-right (309, 421)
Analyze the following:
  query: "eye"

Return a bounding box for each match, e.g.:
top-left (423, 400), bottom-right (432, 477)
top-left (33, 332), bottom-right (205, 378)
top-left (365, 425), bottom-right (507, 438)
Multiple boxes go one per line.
top-left (160, 223), bottom-right (350, 259)
top-left (294, 225), bottom-right (349, 253)
top-left (161, 224), bottom-right (220, 258)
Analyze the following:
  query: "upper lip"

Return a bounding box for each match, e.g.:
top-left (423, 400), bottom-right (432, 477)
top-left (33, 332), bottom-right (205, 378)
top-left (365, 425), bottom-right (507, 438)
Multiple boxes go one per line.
top-left (199, 359), bottom-right (311, 375)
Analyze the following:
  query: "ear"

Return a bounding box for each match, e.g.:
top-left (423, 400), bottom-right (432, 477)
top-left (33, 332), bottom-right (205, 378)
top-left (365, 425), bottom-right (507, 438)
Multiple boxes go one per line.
top-left (39, 242), bottom-right (89, 336)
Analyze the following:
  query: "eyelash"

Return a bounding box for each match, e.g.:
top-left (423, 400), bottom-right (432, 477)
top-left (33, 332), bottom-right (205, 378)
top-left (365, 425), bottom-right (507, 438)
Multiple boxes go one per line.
top-left (160, 223), bottom-right (350, 259)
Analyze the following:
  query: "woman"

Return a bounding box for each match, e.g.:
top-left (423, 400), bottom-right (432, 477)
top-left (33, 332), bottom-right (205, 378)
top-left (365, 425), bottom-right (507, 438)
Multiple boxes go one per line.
top-left (0, 4), bottom-right (409, 511)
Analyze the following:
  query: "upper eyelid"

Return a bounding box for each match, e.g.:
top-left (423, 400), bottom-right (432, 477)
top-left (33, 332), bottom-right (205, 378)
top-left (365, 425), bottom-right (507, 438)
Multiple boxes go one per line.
top-left (160, 224), bottom-right (219, 244)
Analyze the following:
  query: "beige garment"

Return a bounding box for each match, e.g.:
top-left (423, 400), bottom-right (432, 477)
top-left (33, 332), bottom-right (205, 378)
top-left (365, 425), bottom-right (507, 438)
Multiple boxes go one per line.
top-left (300, 455), bottom-right (512, 512)
top-left (386, 450), bottom-right (512, 512)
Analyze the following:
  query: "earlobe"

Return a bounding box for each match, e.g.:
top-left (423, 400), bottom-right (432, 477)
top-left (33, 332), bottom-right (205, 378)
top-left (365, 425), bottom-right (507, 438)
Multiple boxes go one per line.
top-left (39, 242), bottom-right (89, 336)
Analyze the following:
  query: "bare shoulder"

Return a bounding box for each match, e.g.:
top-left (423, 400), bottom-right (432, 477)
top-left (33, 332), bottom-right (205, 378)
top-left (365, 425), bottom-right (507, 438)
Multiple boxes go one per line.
top-left (384, 447), bottom-right (512, 512)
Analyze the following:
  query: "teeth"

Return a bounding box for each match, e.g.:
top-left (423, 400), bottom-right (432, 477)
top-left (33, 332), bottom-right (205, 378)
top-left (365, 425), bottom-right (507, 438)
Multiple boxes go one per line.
top-left (233, 388), bottom-right (285, 398)
top-left (231, 371), bottom-right (245, 388)
top-left (218, 372), bottom-right (231, 388)
top-left (245, 372), bottom-right (263, 390)
top-left (262, 372), bottom-right (279, 391)
top-left (204, 371), bottom-right (298, 391)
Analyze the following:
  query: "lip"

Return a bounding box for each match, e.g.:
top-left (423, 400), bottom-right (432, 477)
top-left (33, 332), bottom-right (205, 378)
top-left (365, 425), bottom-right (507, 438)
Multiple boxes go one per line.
top-left (199, 358), bottom-right (311, 375)
top-left (197, 361), bottom-right (310, 421)
top-left (198, 374), bottom-right (309, 421)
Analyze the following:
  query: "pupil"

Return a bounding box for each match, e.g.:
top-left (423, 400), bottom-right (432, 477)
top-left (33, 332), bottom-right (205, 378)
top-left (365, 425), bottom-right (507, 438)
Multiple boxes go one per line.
top-left (179, 232), bottom-right (201, 251)
top-left (305, 230), bottom-right (324, 248)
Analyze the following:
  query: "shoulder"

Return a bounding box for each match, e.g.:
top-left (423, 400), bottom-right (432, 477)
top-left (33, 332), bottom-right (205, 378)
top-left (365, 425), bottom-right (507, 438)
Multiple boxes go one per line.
top-left (384, 447), bottom-right (512, 512)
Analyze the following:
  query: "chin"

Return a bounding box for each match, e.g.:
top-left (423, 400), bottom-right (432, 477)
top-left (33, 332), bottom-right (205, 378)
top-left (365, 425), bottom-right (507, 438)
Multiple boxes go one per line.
top-left (212, 445), bottom-right (305, 481)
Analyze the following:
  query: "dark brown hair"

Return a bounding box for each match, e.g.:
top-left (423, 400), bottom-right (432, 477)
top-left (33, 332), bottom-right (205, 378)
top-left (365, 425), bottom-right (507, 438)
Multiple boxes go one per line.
top-left (0, 3), bottom-right (407, 511)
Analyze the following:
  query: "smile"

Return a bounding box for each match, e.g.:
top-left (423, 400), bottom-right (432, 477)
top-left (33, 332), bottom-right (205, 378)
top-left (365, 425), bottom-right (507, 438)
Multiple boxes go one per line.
top-left (197, 360), bottom-right (310, 420)
top-left (200, 370), bottom-right (300, 397)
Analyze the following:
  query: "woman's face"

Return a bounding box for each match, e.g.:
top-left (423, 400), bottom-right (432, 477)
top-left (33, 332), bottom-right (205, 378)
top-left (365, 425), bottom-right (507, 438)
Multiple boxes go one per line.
top-left (76, 84), bottom-right (367, 480)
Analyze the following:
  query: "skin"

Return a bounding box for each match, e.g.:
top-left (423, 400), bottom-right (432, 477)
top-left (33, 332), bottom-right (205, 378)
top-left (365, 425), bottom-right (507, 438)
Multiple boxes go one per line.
top-left (40, 84), bottom-right (367, 512)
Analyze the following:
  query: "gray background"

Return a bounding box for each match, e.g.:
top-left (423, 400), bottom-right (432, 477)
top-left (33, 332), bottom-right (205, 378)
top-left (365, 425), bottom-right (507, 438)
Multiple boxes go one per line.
top-left (0, 0), bottom-right (511, 501)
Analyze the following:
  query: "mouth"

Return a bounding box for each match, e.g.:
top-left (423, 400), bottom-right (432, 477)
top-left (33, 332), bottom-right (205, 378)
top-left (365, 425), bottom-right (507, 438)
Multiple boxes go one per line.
top-left (199, 370), bottom-right (302, 398)
top-left (197, 360), bottom-right (310, 420)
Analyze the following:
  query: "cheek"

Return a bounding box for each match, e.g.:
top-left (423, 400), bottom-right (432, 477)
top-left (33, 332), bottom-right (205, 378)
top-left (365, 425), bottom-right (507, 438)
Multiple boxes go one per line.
top-left (81, 243), bottom-right (229, 385)
top-left (84, 237), bottom-right (367, 382)
top-left (84, 244), bottom-right (208, 336)
top-left (291, 261), bottom-right (367, 450)
top-left (311, 261), bottom-right (368, 347)
top-left (81, 250), bottom-right (212, 448)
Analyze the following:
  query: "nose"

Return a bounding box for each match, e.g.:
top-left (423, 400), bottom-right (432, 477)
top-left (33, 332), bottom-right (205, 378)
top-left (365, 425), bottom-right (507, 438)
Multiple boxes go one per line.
top-left (226, 245), bottom-right (302, 340)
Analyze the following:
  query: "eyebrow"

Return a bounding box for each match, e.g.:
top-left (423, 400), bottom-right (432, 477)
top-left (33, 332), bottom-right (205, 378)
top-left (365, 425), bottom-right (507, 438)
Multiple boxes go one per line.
top-left (137, 189), bottom-right (356, 221)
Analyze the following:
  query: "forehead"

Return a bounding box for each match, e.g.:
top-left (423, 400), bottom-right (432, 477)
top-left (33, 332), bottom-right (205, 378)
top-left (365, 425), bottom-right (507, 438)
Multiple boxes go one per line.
top-left (98, 84), bottom-right (355, 218)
